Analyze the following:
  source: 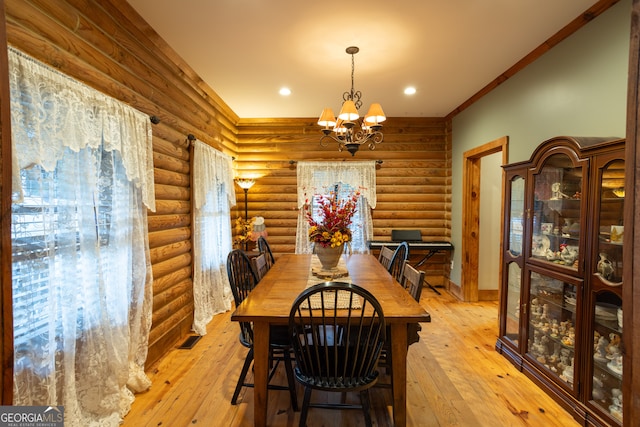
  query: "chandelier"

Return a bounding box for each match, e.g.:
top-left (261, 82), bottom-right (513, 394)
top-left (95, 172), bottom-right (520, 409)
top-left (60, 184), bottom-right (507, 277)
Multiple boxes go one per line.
top-left (318, 46), bottom-right (386, 156)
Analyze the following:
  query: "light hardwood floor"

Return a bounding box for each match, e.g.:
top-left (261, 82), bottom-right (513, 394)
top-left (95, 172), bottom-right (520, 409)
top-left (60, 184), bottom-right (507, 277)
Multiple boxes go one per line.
top-left (123, 290), bottom-right (579, 426)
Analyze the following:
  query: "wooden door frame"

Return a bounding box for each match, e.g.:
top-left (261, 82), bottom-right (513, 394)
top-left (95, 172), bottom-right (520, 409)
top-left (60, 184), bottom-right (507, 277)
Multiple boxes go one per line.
top-left (460, 136), bottom-right (508, 302)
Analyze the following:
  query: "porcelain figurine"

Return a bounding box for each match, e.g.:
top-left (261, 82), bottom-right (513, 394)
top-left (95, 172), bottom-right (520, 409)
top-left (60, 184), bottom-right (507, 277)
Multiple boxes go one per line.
top-left (594, 334), bottom-right (609, 363)
top-left (560, 245), bottom-right (578, 265)
top-left (610, 389), bottom-right (623, 422)
top-left (596, 253), bottom-right (614, 280)
top-left (608, 354), bottom-right (623, 375)
top-left (607, 333), bottom-right (621, 358)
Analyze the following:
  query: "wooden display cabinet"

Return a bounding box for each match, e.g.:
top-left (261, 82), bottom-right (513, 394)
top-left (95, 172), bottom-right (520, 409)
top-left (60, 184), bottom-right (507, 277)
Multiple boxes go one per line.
top-left (496, 136), bottom-right (625, 426)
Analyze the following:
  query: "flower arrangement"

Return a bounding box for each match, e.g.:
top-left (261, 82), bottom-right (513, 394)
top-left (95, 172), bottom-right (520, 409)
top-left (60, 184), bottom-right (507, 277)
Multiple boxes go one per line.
top-left (305, 190), bottom-right (360, 248)
top-left (233, 216), bottom-right (255, 249)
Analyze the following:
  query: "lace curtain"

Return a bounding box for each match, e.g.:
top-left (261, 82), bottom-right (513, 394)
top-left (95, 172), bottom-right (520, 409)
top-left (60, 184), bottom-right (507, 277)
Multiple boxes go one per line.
top-left (192, 140), bottom-right (235, 335)
top-left (9, 47), bottom-right (154, 426)
top-left (295, 161), bottom-right (376, 254)
top-left (9, 48), bottom-right (155, 210)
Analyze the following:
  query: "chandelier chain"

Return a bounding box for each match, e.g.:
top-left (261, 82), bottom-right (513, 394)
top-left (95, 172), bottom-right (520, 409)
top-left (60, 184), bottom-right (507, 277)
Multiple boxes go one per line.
top-left (343, 50), bottom-right (362, 110)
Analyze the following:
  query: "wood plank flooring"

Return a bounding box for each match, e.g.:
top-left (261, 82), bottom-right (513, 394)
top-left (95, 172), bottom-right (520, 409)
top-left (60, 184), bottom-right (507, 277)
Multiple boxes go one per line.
top-left (123, 291), bottom-right (579, 426)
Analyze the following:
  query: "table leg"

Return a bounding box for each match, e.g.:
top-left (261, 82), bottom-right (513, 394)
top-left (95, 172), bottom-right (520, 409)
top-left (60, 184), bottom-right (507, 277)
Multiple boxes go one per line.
top-left (253, 321), bottom-right (270, 427)
top-left (390, 323), bottom-right (408, 427)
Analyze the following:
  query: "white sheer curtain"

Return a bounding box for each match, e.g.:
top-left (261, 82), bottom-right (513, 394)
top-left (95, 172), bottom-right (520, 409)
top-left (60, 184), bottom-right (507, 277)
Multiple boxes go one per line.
top-left (9, 47), bottom-right (155, 426)
top-left (295, 161), bottom-right (376, 254)
top-left (192, 141), bottom-right (235, 335)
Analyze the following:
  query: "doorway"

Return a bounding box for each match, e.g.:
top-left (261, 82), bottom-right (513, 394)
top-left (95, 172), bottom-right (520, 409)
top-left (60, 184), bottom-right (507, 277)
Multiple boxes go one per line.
top-left (460, 136), bottom-right (508, 302)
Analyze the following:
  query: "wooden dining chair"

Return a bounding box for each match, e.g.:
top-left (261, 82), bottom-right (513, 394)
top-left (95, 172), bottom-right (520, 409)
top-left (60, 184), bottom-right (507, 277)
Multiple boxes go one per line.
top-left (226, 249), bottom-right (298, 410)
top-left (388, 241), bottom-right (409, 282)
top-left (400, 260), bottom-right (426, 303)
top-left (377, 245), bottom-right (395, 269)
top-left (257, 236), bottom-right (275, 268)
top-left (288, 281), bottom-right (386, 427)
top-left (378, 260), bottom-right (425, 383)
top-left (251, 252), bottom-right (269, 282)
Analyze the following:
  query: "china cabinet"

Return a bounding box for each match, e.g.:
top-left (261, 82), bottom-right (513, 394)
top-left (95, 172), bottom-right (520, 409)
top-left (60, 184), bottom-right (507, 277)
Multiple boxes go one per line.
top-left (496, 136), bottom-right (625, 426)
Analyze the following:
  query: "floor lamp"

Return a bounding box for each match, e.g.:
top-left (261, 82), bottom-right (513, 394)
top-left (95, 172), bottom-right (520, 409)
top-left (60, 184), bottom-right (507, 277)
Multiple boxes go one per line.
top-left (236, 178), bottom-right (255, 250)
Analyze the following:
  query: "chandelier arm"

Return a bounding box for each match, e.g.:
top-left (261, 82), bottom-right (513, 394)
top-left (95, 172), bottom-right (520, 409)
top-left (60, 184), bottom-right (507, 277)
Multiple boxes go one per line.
top-left (320, 133), bottom-right (347, 147)
top-left (367, 132), bottom-right (384, 150)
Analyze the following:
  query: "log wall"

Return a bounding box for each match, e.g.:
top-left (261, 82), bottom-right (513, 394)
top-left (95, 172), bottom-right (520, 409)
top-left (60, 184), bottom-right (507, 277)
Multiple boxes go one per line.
top-left (3, 0), bottom-right (453, 370)
top-left (235, 117), bottom-right (452, 287)
top-left (4, 0), bottom-right (239, 367)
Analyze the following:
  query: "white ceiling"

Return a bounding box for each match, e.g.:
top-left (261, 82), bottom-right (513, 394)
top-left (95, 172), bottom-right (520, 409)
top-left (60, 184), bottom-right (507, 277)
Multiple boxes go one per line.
top-left (127, 0), bottom-right (599, 119)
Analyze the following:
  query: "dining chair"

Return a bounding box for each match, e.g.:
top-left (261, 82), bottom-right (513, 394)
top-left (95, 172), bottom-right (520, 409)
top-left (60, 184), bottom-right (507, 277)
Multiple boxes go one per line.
top-left (388, 241), bottom-right (409, 282)
top-left (251, 252), bottom-right (269, 282)
top-left (378, 260), bottom-right (424, 382)
top-left (288, 281), bottom-right (386, 427)
top-left (400, 260), bottom-right (426, 303)
top-left (226, 249), bottom-right (298, 410)
top-left (400, 260), bottom-right (424, 346)
top-left (257, 236), bottom-right (275, 268)
top-left (377, 245), bottom-right (395, 270)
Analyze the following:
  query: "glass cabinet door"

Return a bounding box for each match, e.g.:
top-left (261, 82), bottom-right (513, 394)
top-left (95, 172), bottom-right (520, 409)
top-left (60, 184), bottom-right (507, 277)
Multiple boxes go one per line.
top-left (502, 174), bottom-right (525, 347)
top-left (589, 157), bottom-right (624, 424)
top-left (504, 262), bottom-right (521, 345)
top-left (526, 270), bottom-right (579, 391)
top-left (508, 176), bottom-right (525, 256)
top-left (595, 159), bottom-right (624, 284)
top-left (589, 292), bottom-right (623, 423)
top-left (530, 153), bottom-right (583, 271)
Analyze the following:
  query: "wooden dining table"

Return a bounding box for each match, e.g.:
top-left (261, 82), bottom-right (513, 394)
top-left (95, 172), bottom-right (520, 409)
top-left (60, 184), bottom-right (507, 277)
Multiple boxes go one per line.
top-left (230, 253), bottom-right (431, 426)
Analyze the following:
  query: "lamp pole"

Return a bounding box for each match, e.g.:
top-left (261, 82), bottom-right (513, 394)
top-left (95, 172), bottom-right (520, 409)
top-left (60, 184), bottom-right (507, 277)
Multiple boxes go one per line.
top-left (236, 178), bottom-right (255, 251)
top-left (243, 187), bottom-right (249, 251)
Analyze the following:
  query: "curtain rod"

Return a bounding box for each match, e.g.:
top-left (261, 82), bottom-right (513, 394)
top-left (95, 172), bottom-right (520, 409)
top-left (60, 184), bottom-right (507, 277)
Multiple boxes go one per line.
top-left (288, 160), bottom-right (383, 165)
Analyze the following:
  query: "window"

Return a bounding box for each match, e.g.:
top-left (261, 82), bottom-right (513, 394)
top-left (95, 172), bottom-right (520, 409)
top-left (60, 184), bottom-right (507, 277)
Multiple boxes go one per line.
top-left (8, 47), bottom-right (155, 425)
top-left (309, 183), bottom-right (367, 251)
top-left (191, 141), bottom-right (235, 334)
top-left (295, 161), bottom-right (376, 254)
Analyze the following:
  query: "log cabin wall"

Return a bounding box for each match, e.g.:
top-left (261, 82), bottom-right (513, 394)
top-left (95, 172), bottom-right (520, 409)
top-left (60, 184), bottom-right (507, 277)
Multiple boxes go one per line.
top-left (235, 117), bottom-right (452, 287)
top-left (4, 0), bottom-right (240, 367)
top-left (3, 0), bottom-right (453, 372)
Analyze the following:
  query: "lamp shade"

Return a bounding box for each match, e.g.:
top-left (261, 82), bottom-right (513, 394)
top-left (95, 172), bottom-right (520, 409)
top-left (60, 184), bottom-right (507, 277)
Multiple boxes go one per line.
top-left (317, 108), bottom-right (336, 128)
top-left (236, 178), bottom-right (255, 190)
top-left (338, 100), bottom-right (359, 121)
top-left (334, 119), bottom-right (347, 135)
top-left (364, 103), bottom-right (386, 124)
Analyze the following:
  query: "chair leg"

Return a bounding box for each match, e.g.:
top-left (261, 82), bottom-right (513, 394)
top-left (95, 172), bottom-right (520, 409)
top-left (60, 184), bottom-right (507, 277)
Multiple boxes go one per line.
top-left (283, 349), bottom-right (299, 411)
top-left (298, 387), bottom-right (312, 427)
top-left (232, 347), bottom-right (254, 405)
top-left (360, 389), bottom-right (373, 427)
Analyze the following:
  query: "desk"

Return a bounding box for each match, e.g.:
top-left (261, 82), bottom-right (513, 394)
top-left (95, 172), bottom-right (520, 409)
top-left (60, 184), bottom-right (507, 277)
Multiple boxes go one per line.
top-left (231, 254), bottom-right (431, 427)
top-left (368, 241), bottom-right (454, 294)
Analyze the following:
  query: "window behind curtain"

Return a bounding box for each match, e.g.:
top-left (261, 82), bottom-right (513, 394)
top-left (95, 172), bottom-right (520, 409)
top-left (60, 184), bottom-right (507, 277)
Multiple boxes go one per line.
top-left (8, 47), bottom-right (154, 424)
top-left (12, 148), bottom-right (128, 344)
top-left (309, 182), bottom-right (367, 252)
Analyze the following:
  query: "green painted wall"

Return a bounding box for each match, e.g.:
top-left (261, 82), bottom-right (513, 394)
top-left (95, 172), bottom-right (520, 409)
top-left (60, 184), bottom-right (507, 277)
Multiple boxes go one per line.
top-left (449, 0), bottom-right (631, 287)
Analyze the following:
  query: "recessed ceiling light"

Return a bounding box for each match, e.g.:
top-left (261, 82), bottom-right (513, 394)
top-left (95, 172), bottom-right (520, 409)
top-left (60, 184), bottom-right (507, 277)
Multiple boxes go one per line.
top-left (279, 87), bottom-right (291, 96)
top-left (404, 86), bottom-right (416, 95)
